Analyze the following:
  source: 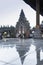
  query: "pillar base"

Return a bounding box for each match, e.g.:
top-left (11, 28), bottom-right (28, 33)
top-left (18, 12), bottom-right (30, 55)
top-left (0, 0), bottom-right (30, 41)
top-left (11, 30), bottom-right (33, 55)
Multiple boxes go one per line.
top-left (36, 25), bottom-right (40, 29)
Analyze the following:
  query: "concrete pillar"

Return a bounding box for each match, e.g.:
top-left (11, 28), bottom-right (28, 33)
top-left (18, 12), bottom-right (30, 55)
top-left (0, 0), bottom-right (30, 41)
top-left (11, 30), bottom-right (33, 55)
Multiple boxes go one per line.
top-left (36, 0), bottom-right (40, 28)
top-left (36, 48), bottom-right (40, 65)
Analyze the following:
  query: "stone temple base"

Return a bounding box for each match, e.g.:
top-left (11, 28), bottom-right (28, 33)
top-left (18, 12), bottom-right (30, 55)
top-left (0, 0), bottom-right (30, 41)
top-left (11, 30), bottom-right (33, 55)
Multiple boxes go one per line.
top-left (33, 28), bottom-right (42, 39)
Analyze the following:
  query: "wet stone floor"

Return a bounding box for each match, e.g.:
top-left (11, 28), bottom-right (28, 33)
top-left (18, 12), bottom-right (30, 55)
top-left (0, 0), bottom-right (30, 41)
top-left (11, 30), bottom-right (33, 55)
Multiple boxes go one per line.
top-left (0, 38), bottom-right (43, 65)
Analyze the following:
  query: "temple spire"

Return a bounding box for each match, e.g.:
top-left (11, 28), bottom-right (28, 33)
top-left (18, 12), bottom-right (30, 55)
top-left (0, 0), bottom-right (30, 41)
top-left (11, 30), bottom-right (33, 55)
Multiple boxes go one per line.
top-left (19, 9), bottom-right (26, 22)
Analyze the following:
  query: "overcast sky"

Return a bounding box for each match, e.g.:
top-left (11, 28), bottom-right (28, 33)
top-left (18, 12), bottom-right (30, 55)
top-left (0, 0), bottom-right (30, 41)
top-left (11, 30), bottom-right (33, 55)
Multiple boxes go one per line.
top-left (0, 0), bottom-right (43, 28)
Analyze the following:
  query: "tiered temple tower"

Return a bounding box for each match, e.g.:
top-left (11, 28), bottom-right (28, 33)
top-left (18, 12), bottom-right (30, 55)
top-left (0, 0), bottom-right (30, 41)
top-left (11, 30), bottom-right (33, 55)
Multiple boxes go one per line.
top-left (16, 9), bottom-right (30, 38)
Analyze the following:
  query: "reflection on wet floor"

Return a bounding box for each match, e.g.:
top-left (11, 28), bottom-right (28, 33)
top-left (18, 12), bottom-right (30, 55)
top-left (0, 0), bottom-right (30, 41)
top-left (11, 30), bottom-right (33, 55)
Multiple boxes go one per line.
top-left (0, 38), bottom-right (43, 65)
